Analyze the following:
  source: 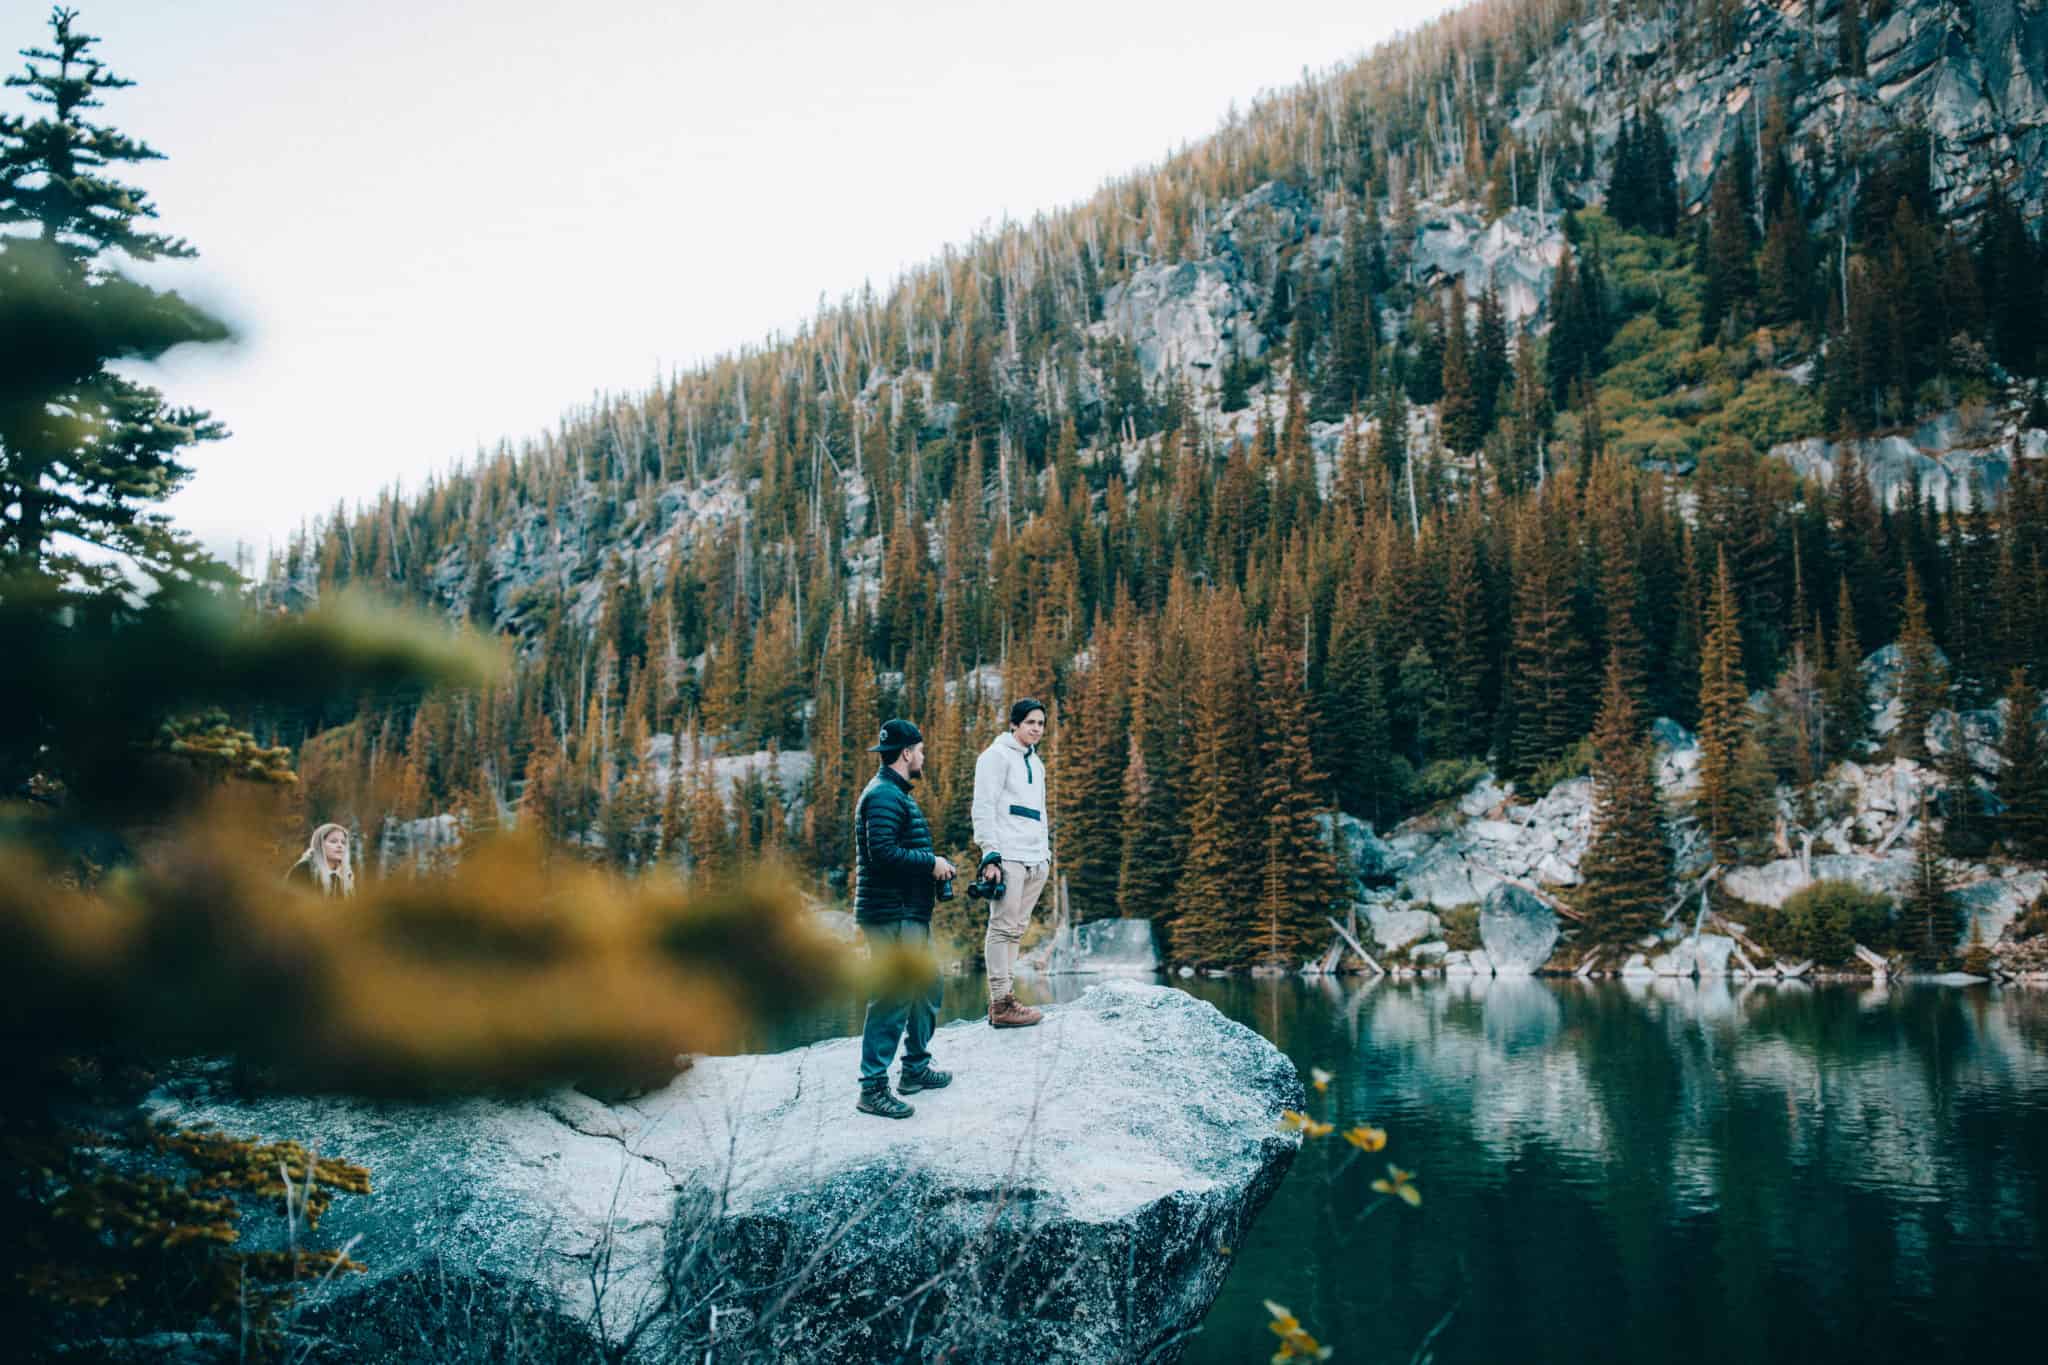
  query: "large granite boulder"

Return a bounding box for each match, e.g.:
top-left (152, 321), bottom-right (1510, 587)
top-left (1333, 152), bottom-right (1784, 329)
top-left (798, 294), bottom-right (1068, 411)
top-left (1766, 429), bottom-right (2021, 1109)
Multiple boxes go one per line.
top-left (145, 981), bottom-right (1298, 1363)
top-left (1478, 883), bottom-right (1560, 976)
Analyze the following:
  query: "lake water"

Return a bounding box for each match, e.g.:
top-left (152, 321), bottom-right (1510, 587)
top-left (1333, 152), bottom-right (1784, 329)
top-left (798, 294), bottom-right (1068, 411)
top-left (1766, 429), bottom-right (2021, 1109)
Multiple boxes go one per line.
top-left (752, 973), bottom-right (2048, 1364)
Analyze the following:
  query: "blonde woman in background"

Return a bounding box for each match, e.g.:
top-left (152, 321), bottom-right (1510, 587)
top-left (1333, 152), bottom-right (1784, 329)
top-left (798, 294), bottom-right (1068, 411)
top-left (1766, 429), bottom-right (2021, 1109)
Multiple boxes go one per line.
top-left (285, 822), bottom-right (355, 897)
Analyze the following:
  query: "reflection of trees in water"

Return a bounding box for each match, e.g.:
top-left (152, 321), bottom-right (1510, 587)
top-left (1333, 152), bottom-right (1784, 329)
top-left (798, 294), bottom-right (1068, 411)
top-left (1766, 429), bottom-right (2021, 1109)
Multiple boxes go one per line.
top-left (1178, 976), bottom-right (2048, 1365)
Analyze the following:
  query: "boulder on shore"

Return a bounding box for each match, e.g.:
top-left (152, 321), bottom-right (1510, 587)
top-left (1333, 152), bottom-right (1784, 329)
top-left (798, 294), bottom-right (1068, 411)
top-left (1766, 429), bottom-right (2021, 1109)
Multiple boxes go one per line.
top-left (145, 980), bottom-right (1300, 1364)
top-left (1479, 883), bottom-right (1560, 976)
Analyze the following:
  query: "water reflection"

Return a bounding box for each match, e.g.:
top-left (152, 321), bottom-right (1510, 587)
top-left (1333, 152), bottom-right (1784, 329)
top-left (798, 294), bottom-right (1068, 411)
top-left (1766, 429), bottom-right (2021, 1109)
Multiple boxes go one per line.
top-left (1171, 976), bottom-right (2048, 1365)
top-left (744, 974), bottom-right (2048, 1364)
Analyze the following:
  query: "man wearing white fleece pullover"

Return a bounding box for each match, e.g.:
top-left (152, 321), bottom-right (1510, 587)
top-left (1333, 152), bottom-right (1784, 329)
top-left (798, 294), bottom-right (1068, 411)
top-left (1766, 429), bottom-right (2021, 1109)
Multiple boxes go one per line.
top-left (972, 698), bottom-right (1052, 1027)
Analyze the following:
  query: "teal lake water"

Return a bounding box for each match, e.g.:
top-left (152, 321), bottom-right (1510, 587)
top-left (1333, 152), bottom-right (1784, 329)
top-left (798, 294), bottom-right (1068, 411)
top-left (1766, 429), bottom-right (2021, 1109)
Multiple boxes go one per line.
top-left (751, 973), bottom-right (2048, 1363)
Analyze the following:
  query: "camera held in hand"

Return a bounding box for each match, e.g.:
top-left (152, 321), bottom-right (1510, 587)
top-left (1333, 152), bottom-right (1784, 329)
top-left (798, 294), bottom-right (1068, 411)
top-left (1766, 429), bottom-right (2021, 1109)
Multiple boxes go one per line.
top-left (967, 854), bottom-right (1006, 903)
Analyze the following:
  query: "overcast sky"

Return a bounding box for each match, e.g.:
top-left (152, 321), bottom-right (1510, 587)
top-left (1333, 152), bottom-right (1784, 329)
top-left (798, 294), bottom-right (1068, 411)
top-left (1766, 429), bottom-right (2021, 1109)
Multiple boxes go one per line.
top-left (18, 0), bottom-right (1457, 563)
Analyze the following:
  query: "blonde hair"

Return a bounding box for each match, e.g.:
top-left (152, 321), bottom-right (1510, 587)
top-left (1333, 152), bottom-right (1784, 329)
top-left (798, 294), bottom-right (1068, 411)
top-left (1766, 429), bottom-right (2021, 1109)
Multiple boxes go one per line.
top-left (293, 822), bottom-right (355, 897)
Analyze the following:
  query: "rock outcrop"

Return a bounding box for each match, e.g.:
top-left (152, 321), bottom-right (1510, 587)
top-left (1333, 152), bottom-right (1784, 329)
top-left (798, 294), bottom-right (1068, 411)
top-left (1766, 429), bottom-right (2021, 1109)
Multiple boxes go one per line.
top-left (145, 981), bottom-right (1299, 1363)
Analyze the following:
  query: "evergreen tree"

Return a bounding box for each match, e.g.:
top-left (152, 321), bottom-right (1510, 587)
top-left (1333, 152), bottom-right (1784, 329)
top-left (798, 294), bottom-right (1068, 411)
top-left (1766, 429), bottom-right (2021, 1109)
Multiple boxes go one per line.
top-left (1576, 647), bottom-right (1668, 946)
top-left (1825, 577), bottom-right (1871, 759)
top-left (0, 9), bottom-right (232, 590)
top-left (1697, 548), bottom-right (1750, 860)
top-left (1438, 284), bottom-right (1481, 455)
top-left (1252, 611), bottom-right (1342, 967)
top-left (1506, 506), bottom-right (1589, 782)
top-left (1995, 669), bottom-right (2048, 859)
top-left (1893, 565), bottom-right (1947, 761)
top-left (1060, 604), bottom-right (1132, 917)
top-left (1117, 627), bottom-right (1189, 922)
top-left (1170, 590), bottom-right (1260, 965)
top-left (1902, 795), bottom-right (1957, 967)
top-left (1700, 161), bottom-right (1755, 343)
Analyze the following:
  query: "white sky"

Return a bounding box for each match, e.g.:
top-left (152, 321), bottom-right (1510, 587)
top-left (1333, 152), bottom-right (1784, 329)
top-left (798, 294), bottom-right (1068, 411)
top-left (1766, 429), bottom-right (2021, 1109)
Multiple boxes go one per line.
top-left (17, 0), bottom-right (1457, 563)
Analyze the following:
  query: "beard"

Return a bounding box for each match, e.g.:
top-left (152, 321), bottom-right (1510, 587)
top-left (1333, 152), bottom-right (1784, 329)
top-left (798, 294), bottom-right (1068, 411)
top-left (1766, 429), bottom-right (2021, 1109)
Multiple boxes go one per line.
top-left (905, 761), bottom-right (923, 782)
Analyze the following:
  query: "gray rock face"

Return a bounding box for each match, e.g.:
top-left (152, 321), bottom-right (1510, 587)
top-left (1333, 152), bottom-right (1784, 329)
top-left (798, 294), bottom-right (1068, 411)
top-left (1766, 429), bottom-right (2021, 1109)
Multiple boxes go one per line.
top-left (144, 981), bottom-right (1299, 1363)
top-left (1366, 905), bottom-right (1443, 954)
top-left (1030, 917), bottom-right (1163, 974)
top-left (1511, 0), bottom-right (2048, 228)
top-left (1478, 883), bottom-right (1560, 976)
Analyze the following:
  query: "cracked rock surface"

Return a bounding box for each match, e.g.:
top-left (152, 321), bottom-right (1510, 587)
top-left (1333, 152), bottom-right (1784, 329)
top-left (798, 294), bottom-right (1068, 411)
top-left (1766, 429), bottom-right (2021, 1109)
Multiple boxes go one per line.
top-left (145, 979), bottom-right (1300, 1362)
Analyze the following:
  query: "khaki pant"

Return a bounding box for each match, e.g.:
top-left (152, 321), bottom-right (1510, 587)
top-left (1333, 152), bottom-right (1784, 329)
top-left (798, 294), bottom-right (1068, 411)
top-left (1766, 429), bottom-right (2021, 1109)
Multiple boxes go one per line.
top-left (984, 859), bottom-right (1051, 1001)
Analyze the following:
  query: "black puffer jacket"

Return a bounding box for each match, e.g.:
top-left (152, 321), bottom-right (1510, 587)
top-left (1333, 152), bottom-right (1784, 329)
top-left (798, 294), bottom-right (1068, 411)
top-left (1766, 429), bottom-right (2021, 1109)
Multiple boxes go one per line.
top-left (853, 767), bottom-right (936, 925)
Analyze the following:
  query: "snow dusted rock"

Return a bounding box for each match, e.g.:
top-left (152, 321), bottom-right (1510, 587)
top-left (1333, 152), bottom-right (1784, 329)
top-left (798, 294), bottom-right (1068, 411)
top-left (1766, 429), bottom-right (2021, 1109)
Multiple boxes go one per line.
top-left (1442, 949), bottom-right (1492, 977)
top-left (1619, 953), bottom-right (1655, 978)
top-left (1478, 884), bottom-right (1560, 976)
top-left (144, 981), bottom-right (1299, 1364)
top-left (1366, 905), bottom-right (1443, 955)
top-left (1411, 941), bottom-right (1449, 963)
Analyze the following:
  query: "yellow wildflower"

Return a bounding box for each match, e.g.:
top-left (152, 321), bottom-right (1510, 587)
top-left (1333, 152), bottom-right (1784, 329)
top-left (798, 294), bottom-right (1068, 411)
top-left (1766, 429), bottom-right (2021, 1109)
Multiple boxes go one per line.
top-left (1372, 1163), bottom-right (1422, 1206)
top-left (1342, 1124), bottom-right (1388, 1153)
top-left (1264, 1299), bottom-right (1335, 1362)
top-left (1310, 1066), bottom-right (1333, 1093)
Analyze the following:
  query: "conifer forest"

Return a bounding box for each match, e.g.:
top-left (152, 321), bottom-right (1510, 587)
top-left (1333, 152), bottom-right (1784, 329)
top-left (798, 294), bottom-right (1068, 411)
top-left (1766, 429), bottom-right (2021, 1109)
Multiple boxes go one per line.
top-left (11, 1), bottom-right (2048, 1361)
top-left (236, 0), bottom-right (2048, 969)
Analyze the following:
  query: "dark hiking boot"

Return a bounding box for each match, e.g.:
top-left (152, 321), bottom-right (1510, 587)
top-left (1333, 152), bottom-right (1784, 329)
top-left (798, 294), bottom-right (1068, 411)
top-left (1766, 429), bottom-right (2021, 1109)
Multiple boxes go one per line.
top-left (897, 1066), bottom-right (953, 1094)
top-left (856, 1085), bottom-right (914, 1119)
top-left (988, 993), bottom-right (1044, 1028)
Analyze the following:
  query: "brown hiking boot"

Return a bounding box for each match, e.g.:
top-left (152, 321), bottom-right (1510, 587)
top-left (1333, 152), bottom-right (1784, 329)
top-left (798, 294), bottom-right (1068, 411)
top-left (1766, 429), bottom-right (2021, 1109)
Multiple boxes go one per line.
top-left (988, 993), bottom-right (1043, 1028)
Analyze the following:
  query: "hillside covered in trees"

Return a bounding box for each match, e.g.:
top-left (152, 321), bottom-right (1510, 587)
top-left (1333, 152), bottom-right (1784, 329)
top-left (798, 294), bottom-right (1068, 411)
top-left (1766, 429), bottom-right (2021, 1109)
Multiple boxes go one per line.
top-left (259, 0), bottom-right (2048, 968)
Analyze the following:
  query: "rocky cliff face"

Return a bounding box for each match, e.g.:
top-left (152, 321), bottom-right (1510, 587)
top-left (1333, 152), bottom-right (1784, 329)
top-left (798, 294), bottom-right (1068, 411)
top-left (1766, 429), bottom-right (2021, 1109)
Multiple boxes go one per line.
top-left (144, 981), bottom-right (1300, 1364)
top-left (1513, 0), bottom-right (2048, 226)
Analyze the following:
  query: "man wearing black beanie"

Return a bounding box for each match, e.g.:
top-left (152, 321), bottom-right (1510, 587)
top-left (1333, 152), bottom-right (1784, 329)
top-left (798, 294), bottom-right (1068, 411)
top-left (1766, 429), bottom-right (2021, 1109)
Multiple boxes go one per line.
top-left (851, 718), bottom-right (958, 1118)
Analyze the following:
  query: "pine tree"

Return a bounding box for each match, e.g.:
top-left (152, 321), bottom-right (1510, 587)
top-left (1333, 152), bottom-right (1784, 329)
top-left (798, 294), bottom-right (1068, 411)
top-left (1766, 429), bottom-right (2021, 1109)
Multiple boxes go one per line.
top-left (1700, 162), bottom-right (1755, 343)
top-left (1995, 669), bottom-right (2048, 859)
top-left (1252, 613), bottom-right (1342, 968)
top-left (0, 9), bottom-right (233, 589)
top-left (1902, 795), bottom-right (1957, 967)
top-left (1697, 548), bottom-right (1751, 860)
top-left (1506, 506), bottom-right (1589, 782)
top-left (1894, 565), bottom-right (1947, 761)
top-left (1438, 284), bottom-right (1481, 455)
top-left (1117, 628), bottom-right (1189, 923)
top-left (1576, 648), bottom-right (1668, 946)
top-left (1171, 590), bottom-right (1260, 965)
top-left (1825, 577), bottom-right (1871, 760)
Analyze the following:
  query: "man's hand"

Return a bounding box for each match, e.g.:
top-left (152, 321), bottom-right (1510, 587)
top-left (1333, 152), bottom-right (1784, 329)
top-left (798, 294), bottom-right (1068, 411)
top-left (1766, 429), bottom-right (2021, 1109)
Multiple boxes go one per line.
top-left (932, 856), bottom-right (956, 881)
top-left (981, 862), bottom-right (1004, 883)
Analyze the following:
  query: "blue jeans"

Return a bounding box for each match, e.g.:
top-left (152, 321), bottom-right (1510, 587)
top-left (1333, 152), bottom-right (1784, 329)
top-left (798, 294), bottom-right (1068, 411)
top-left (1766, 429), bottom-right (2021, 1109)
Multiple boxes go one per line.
top-left (859, 920), bottom-right (943, 1088)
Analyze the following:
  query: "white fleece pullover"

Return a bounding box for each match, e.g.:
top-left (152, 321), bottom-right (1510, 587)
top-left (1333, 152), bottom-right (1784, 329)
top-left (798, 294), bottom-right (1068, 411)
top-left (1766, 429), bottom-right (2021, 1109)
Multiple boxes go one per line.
top-left (971, 731), bottom-right (1052, 864)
